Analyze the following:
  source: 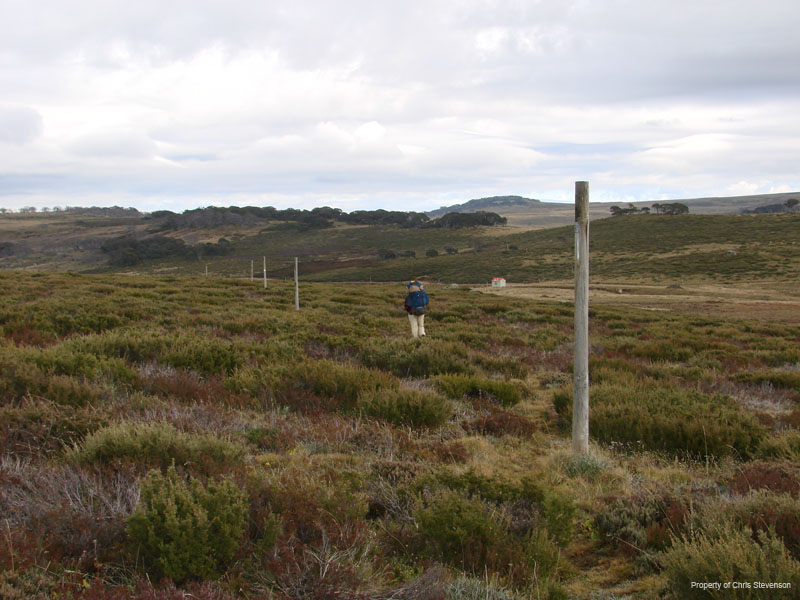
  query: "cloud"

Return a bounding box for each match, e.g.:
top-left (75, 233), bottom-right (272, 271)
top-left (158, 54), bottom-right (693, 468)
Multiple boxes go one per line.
top-left (1, 0), bottom-right (799, 211)
top-left (0, 106), bottom-right (43, 144)
top-left (67, 130), bottom-right (156, 158)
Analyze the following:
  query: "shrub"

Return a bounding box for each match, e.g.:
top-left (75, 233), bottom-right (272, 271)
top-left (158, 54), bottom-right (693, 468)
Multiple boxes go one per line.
top-left (161, 334), bottom-right (243, 375)
top-left (248, 467), bottom-right (368, 547)
top-left (284, 359), bottom-right (399, 412)
top-left (0, 402), bottom-right (107, 456)
top-left (758, 429), bottom-right (800, 461)
top-left (728, 460), bottom-right (800, 497)
top-left (444, 575), bottom-right (524, 600)
top-left (71, 422), bottom-right (245, 476)
top-left (412, 488), bottom-right (566, 586)
top-left (704, 491), bottom-right (800, 561)
top-left (126, 465), bottom-right (247, 582)
top-left (41, 374), bottom-right (99, 407)
top-left (554, 383), bottom-right (767, 457)
top-left (562, 453), bottom-right (610, 481)
top-left (466, 408), bottom-right (536, 438)
top-left (660, 524), bottom-right (800, 599)
top-left (358, 388), bottom-right (451, 427)
top-left (413, 488), bottom-right (527, 579)
top-left (436, 374), bottom-right (523, 407)
top-left (361, 339), bottom-right (473, 378)
top-left (734, 369), bottom-right (800, 391)
top-left (594, 491), bottom-right (689, 556)
top-left (409, 469), bottom-right (575, 545)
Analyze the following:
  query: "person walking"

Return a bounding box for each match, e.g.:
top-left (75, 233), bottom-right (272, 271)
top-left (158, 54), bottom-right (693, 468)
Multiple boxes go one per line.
top-left (404, 280), bottom-right (429, 338)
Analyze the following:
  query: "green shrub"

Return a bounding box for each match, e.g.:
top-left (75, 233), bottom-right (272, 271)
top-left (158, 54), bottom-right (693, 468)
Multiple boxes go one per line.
top-left (409, 469), bottom-right (575, 545)
top-left (126, 465), bottom-right (247, 582)
top-left (361, 339), bottom-right (473, 377)
top-left (523, 528), bottom-right (567, 588)
top-left (286, 359), bottom-right (398, 411)
top-left (71, 422), bottom-right (245, 475)
top-left (73, 329), bottom-right (167, 363)
top-left (161, 334), bottom-right (243, 375)
top-left (413, 488), bottom-right (524, 576)
top-left (699, 491), bottom-right (800, 561)
top-left (358, 388), bottom-right (451, 427)
top-left (554, 383), bottom-right (767, 457)
top-left (248, 467), bottom-right (368, 546)
top-left (41, 375), bottom-right (98, 407)
top-left (0, 402), bottom-right (107, 455)
top-left (519, 478), bottom-right (576, 547)
top-left (734, 369), bottom-right (800, 391)
top-left (562, 453), bottom-right (610, 481)
top-left (758, 429), bottom-right (800, 461)
top-left (660, 524), bottom-right (800, 599)
top-left (436, 374), bottom-right (523, 407)
top-left (413, 488), bottom-right (566, 586)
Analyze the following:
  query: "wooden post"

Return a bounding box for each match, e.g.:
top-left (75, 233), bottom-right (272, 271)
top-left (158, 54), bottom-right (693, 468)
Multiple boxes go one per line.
top-left (263, 256), bottom-right (267, 289)
top-left (294, 257), bottom-right (300, 310)
top-left (205, 264), bottom-right (208, 278)
top-left (251, 260), bottom-right (254, 282)
top-left (573, 181), bottom-right (590, 455)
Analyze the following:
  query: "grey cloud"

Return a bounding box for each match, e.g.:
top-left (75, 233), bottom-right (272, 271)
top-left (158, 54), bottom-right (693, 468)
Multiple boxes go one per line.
top-left (1, 0), bottom-right (799, 211)
top-left (67, 131), bottom-right (156, 158)
top-left (0, 106), bottom-right (43, 144)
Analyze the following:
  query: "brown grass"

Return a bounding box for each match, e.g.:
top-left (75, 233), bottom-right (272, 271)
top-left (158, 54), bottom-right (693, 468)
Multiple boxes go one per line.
top-left (484, 280), bottom-right (800, 323)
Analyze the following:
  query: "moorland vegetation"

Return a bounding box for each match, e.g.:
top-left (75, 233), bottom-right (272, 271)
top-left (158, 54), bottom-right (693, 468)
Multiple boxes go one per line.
top-left (1, 246), bottom-right (799, 598)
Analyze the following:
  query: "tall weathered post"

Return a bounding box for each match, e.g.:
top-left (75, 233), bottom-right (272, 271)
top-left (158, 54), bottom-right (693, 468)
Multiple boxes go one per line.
top-left (573, 181), bottom-right (590, 454)
top-left (251, 260), bottom-right (254, 282)
top-left (294, 257), bottom-right (300, 310)
top-left (263, 256), bottom-right (267, 289)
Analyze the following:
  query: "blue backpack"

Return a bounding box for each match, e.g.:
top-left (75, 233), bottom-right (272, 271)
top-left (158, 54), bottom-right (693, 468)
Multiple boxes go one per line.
top-left (406, 284), bottom-right (428, 315)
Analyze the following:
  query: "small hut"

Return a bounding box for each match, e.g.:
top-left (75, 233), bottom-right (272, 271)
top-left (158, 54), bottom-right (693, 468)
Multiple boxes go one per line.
top-left (491, 277), bottom-right (506, 288)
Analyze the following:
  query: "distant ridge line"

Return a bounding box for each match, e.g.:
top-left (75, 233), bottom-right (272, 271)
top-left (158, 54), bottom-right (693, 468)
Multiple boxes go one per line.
top-left (427, 195), bottom-right (544, 218)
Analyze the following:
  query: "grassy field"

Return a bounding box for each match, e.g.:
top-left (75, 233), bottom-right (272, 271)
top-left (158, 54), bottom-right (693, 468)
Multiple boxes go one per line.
top-left (3, 212), bottom-right (799, 287)
top-left (1, 269), bottom-right (799, 599)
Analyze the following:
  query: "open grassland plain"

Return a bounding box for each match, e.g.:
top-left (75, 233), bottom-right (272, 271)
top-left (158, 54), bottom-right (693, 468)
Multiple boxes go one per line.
top-left (489, 281), bottom-right (800, 324)
top-left (1, 271), bottom-right (799, 599)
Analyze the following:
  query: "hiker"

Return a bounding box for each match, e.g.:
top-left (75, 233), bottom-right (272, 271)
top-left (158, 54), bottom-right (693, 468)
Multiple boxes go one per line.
top-left (404, 280), bottom-right (429, 338)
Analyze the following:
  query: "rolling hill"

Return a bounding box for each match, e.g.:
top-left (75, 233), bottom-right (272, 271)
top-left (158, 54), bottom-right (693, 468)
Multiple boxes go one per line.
top-left (1, 207), bottom-right (799, 285)
top-left (429, 191), bottom-right (800, 227)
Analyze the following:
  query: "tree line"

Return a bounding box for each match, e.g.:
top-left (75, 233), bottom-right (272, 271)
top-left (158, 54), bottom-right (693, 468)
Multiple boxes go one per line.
top-left (150, 206), bottom-right (506, 231)
top-left (609, 202), bottom-right (689, 216)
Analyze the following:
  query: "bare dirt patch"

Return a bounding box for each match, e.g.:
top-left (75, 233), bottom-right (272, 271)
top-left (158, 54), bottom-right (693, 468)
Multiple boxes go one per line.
top-left (480, 281), bottom-right (800, 323)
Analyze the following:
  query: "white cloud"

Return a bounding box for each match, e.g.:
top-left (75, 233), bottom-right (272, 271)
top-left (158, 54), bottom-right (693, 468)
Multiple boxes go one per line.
top-left (1, 0), bottom-right (799, 211)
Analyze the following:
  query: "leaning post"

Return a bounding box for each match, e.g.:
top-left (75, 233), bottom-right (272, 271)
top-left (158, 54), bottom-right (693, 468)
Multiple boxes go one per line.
top-left (294, 257), bottom-right (300, 310)
top-left (573, 181), bottom-right (590, 455)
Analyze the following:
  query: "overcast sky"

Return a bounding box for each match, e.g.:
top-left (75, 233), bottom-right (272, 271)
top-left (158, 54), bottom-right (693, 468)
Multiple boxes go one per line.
top-left (1, 0), bottom-right (799, 213)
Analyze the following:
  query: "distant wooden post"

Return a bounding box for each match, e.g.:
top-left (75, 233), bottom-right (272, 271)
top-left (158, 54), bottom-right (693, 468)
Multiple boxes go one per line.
top-left (294, 257), bottom-right (300, 310)
top-left (250, 260), bottom-right (254, 281)
top-left (205, 264), bottom-right (208, 278)
top-left (263, 256), bottom-right (267, 289)
top-left (573, 181), bottom-right (590, 455)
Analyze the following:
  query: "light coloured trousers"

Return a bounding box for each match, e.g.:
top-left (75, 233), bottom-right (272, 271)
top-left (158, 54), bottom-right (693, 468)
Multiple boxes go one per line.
top-left (408, 313), bottom-right (426, 338)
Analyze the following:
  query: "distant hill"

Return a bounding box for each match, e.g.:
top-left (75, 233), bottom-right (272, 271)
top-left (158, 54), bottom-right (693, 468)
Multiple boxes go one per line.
top-left (431, 191), bottom-right (800, 228)
top-left (427, 195), bottom-right (543, 218)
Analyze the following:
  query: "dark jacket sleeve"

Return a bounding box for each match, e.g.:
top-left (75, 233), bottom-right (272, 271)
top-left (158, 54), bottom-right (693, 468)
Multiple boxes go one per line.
top-left (403, 295), bottom-right (411, 314)
top-left (423, 290), bottom-right (429, 307)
